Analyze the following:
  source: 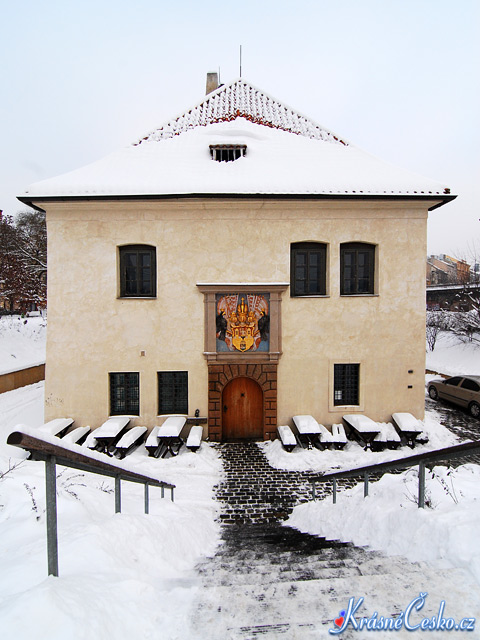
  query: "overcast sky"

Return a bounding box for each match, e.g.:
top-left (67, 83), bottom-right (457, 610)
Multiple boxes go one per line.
top-left (1, 0), bottom-right (478, 257)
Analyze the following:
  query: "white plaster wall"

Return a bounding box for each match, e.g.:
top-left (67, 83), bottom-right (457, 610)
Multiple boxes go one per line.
top-left (41, 198), bottom-right (432, 431)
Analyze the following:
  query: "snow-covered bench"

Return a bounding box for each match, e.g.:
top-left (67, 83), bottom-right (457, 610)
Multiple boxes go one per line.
top-left (62, 426), bottom-right (90, 446)
top-left (186, 425), bottom-right (203, 452)
top-left (277, 425), bottom-right (297, 452)
top-left (114, 426), bottom-right (147, 459)
top-left (292, 415), bottom-right (322, 449)
top-left (38, 418), bottom-right (74, 438)
top-left (154, 416), bottom-right (187, 458)
top-left (145, 426), bottom-right (160, 457)
top-left (87, 417), bottom-right (131, 455)
top-left (381, 422), bottom-right (401, 450)
top-left (331, 424), bottom-right (347, 450)
top-left (392, 413), bottom-right (427, 448)
top-left (343, 415), bottom-right (381, 450)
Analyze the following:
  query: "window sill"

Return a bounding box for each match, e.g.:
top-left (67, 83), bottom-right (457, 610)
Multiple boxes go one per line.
top-left (340, 294), bottom-right (379, 298)
top-left (118, 296), bottom-right (157, 300)
top-left (329, 405), bottom-right (363, 412)
top-left (291, 294), bottom-right (330, 299)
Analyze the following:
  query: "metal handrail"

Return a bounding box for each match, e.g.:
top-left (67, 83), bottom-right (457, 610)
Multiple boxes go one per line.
top-left (7, 430), bottom-right (176, 577)
top-left (308, 440), bottom-right (480, 507)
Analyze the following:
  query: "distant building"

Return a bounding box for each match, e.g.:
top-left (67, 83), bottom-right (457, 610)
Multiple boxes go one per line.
top-left (426, 254), bottom-right (471, 286)
top-left (19, 75), bottom-right (455, 438)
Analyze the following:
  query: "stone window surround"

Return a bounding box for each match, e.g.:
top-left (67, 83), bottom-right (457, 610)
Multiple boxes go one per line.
top-left (197, 283), bottom-right (289, 441)
top-left (196, 283), bottom-right (289, 363)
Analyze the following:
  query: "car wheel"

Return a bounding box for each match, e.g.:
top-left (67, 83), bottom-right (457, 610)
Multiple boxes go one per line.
top-left (428, 386), bottom-right (438, 400)
top-left (469, 402), bottom-right (480, 419)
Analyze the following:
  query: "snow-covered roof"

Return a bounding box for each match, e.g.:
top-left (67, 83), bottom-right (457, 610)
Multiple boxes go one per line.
top-left (19, 78), bottom-right (454, 206)
top-left (136, 78), bottom-right (347, 145)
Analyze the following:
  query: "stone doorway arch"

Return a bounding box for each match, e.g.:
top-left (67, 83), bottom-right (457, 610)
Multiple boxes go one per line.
top-left (207, 363), bottom-right (277, 441)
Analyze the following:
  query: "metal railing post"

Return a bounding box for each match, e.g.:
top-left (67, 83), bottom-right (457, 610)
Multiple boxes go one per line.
top-left (115, 476), bottom-right (121, 513)
top-left (144, 482), bottom-right (149, 514)
top-left (45, 455), bottom-right (59, 577)
top-left (364, 472), bottom-right (369, 498)
top-left (312, 481), bottom-right (316, 501)
top-left (333, 478), bottom-right (337, 504)
top-left (418, 462), bottom-right (425, 509)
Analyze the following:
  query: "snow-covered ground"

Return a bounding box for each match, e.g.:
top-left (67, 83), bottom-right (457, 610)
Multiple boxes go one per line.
top-left (0, 384), bottom-right (222, 639)
top-left (283, 335), bottom-right (480, 595)
top-left (287, 463), bottom-right (480, 586)
top-left (426, 330), bottom-right (480, 377)
top-left (1, 322), bottom-right (479, 637)
top-left (0, 315), bottom-right (46, 374)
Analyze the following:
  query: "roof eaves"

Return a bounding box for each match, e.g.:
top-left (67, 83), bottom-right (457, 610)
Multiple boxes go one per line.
top-left (18, 192), bottom-right (456, 211)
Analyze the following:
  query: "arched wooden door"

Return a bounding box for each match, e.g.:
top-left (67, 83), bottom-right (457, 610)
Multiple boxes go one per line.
top-left (222, 377), bottom-right (263, 440)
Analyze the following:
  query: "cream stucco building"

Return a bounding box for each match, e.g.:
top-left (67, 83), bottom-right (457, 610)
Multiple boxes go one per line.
top-left (19, 76), bottom-right (454, 441)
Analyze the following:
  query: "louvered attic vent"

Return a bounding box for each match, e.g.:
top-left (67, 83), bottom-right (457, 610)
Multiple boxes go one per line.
top-left (210, 144), bottom-right (247, 162)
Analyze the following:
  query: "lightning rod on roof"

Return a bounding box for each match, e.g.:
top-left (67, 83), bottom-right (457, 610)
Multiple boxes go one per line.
top-left (239, 45), bottom-right (242, 78)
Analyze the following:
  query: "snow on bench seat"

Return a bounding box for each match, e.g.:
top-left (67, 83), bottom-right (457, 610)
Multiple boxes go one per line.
top-left (114, 426), bottom-right (147, 459)
top-left (277, 425), bottom-right (297, 451)
top-left (157, 416), bottom-right (186, 438)
top-left (115, 426), bottom-right (147, 449)
top-left (94, 416), bottom-right (131, 439)
top-left (38, 418), bottom-right (74, 437)
top-left (381, 422), bottom-right (401, 446)
top-left (392, 412), bottom-right (426, 446)
top-left (343, 415), bottom-right (380, 433)
top-left (62, 426), bottom-right (90, 445)
top-left (318, 424), bottom-right (335, 446)
top-left (145, 426), bottom-right (160, 447)
top-left (392, 412), bottom-right (423, 434)
top-left (331, 423), bottom-right (347, 449)
top-left (292, 415), bottom-right (321, 435)
top-left (186, 425), bottom-right (203, 452)
top-left (145, 427), bottom-right (161, 457)
top-left (84, 431), bottom-right (98, 449)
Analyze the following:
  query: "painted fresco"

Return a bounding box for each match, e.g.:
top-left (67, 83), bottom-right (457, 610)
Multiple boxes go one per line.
top-left (216, 294), bottom-right (270, 352)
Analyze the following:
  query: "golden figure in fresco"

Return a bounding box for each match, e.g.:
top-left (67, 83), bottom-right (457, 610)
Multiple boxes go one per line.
top-left (226, 296), bottom-right (259, 352)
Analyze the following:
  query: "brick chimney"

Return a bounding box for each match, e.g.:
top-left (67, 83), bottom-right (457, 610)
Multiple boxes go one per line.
top-left (206, 72), bottom-right (219, 95)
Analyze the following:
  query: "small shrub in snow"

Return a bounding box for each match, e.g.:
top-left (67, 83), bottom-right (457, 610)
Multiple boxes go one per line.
top-left (0, 459), bottom-right (25, 509)
top-left (23, 483), bottom-right (41, 521)
top-left (402, 468), bottom-right (437, 509)
top-left (97, 481), bottom-right (114, 494)
top-left (430, 467), bottom-right (463, 505)
top-left (57, 469), bottom-right (86, 500)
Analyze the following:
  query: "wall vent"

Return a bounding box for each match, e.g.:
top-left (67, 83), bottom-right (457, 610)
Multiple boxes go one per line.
top-left (210, 144), bottom-right (246, 163)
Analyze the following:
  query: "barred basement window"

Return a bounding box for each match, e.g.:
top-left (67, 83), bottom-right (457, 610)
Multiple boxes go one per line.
top-left (110, 372), bottom-right (140, 415)
top-left (209, 144), bottom-right (246, 162)
top-left (334, 364), bottom-right (360, 406)
top-left (158, 371), bottom-right (188, 414)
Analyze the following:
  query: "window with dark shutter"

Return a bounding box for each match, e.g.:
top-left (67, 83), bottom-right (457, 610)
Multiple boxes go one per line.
top-left (291, 242), bottom-right (327, 296)
top-left (158, 371), bottom-right (188, 414)
top-left (119, 245), bottom-right (156, 297)
top-left (340, 243), bottom-right (375, 295)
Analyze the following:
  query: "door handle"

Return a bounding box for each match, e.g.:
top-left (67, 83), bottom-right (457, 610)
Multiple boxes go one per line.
top-left (223, 404), bottom-right (228, 413)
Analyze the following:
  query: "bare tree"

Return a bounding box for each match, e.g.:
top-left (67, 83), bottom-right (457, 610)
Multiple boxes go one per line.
top-left (0, 210), bottom-right (47, 312)
top-left (426, 310), bottom-right (447, 351)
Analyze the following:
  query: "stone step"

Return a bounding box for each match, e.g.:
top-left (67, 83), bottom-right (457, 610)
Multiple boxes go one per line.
top-left (190, 567), bottom-right (479, 640)
top-left (198, 552), bottom-right (431, 579)
top-left (199, 563), bottom-right (363, 586)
